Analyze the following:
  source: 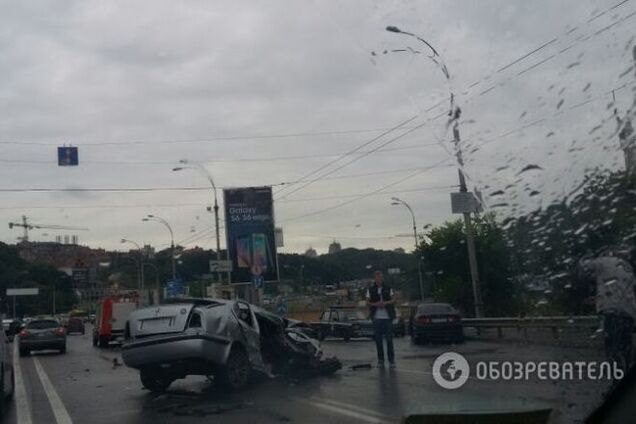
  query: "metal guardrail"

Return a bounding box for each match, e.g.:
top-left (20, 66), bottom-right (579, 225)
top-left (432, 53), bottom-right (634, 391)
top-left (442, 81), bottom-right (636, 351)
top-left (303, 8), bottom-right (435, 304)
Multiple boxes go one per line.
top-left (462, 316), bottom-right (600, 339)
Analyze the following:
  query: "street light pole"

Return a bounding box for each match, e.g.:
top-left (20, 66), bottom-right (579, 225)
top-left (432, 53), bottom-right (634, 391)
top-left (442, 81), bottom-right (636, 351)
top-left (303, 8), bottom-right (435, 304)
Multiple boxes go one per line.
top-left (386, 25), bottom-right (484, 317)
top-left (142, 215), bottom-right (176, 281)
top-left (173, 160), bottom-right (223, 284)
top-left (143, 262), bottom-right (161, 304)
top-left (121, 239), bottom-right (145, 291)
top-left (391, 197), bottom-right (424, 300)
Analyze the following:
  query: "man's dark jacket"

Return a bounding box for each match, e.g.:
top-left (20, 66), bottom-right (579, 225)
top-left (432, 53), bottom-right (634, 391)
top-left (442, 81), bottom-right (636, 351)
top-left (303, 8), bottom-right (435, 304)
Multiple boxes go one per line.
top-left (367, 284), bottom-right (396, 320)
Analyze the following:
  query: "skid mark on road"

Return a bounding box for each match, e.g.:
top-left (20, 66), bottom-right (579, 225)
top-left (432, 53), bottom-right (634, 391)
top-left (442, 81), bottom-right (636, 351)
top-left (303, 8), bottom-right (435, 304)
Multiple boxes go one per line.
top-left (13, 342), bottom-right (32, 424)
top-left (33, 357), bottom-right (73, 424)
top-left (293, 396), bottom-right (396, 423)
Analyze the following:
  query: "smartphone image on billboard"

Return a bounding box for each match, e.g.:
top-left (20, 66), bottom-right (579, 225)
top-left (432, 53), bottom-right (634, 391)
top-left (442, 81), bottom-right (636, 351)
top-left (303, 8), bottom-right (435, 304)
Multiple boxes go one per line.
top-left (252, 233), bottom-right (269, 271)
top-left (236, 236), bottom-right (251, 268)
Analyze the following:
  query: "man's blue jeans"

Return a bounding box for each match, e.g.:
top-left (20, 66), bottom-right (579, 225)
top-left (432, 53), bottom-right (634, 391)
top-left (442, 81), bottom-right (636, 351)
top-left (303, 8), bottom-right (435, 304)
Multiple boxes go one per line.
top-left (373, 319), bottom-right (395, 363)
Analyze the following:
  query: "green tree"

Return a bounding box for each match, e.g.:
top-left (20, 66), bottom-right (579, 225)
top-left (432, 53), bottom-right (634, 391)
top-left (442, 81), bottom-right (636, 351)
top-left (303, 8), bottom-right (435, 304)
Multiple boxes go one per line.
top-left (0, 243), bottom-right (77, 316)
top-left (421, 215), bottom-right (520, 317)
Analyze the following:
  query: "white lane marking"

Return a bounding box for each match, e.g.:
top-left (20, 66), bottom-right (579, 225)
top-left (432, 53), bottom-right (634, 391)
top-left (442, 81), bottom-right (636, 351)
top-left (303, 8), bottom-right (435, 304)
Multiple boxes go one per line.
top-left (32, 357), bottom-right (73, 424)
top-left (12, 341), bottom-right (32, 424)
top-left (307, 397), bottom-right (397, 421)
top-left (293, 397), bottom-right (393, 424)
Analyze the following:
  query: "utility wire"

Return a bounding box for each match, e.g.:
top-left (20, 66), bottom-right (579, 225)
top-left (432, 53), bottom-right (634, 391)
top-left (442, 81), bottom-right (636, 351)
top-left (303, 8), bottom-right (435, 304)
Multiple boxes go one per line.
top-left (0, 141), bottom-right (441, 167)
top-left (274, 115), bottom-right (419, 197)
top-left (277, 2), bottom-right (636, 201)
top-left (281, 158), bottom-right (452, 223)
top-left (0, 162), bottom-right (453, 194)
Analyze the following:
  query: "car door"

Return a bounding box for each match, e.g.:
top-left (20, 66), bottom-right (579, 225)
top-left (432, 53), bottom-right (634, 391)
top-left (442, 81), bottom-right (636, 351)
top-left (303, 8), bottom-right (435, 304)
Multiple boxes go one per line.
top-left (233, 301), bottom-right (265, 370)
top-left (330, 310), bottom-right (341, 336)
top-left (319, 310), bottom-right (331, 335)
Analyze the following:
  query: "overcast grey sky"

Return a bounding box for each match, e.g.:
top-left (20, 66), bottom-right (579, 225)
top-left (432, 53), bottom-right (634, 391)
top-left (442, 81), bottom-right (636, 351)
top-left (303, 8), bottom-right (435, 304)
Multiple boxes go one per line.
top-left (1, 0), bottom-right (634, 254)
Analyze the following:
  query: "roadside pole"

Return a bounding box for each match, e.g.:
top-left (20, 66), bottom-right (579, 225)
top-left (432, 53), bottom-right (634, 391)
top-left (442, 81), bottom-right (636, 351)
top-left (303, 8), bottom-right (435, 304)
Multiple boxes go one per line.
top-left (452, 111), bottom-right (484, 317)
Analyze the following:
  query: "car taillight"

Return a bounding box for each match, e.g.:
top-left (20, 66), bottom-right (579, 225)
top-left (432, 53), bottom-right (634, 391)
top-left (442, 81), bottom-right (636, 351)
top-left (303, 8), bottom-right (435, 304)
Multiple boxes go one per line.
top-left (417, 316), bottom-right (430, 324)
top-left (56, 327), bottom-right (66, 336)
top-left (19, 329), bottom-right (28, 337)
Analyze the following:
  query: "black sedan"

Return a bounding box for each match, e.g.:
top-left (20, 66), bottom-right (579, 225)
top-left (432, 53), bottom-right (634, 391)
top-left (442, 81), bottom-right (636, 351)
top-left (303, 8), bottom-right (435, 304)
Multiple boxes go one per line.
top-left (19, 318), bottom-right (67, 356)
top-left (410, 303), bottom-right (464, 344)
top-left (340, 309), bottom-right (406, 338)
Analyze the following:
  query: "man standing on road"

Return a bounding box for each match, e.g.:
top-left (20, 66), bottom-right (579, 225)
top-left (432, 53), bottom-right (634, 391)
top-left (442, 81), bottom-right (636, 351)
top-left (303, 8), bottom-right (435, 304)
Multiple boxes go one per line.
top-left (366, 271), bottom-right (396, 368)
top-left (579, 247), bottom-right (636, 368)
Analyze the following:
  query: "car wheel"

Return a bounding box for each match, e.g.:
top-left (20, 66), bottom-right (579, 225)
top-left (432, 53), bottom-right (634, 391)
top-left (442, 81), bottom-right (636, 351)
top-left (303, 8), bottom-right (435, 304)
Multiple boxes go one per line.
top-left (60, 345), bottom-right (67, 354)
top-left (344, 331), bottom-right (351, 341)
top-left (19, 348), bottom-right (29, 357)
top-left (140, 368), bottom-right (173, 393)
top-left (218, 347), bottom-right (251, 390)
top-left (317, 330), bottom-right (325, 341)
top-left (98, 336), bottom-right (109, 348)
top-left (411, 335), bottom-right (421, 345)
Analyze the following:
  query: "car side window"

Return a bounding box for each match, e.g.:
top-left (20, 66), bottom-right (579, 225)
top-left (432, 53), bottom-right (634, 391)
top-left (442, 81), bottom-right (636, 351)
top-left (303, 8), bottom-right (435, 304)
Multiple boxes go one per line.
top-left (235, 302), bottom-right (254, 327)
top-left (188, 311), bottom-right (202, 329)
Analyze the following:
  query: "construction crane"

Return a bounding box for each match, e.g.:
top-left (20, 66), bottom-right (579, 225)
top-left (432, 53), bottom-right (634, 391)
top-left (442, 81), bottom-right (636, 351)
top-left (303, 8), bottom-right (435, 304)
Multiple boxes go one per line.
top-left (8, 215), bottom-right (89, 242)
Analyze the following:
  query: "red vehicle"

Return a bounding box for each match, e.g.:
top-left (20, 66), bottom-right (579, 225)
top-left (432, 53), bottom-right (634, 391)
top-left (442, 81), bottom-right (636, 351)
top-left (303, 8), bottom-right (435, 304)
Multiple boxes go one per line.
top-left (93, 292), bottom-right (140, 348)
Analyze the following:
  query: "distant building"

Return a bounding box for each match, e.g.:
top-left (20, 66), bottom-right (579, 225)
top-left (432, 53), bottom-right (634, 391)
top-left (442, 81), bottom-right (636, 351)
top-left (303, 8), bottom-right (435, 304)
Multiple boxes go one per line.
top-left (17, 241), bottom-right (111, 304)
top-left (393, 247), bottom-right (406, 254)
top-left (304, 247), bottom-right (317, 258)
top-left (328, 240), bottom-right (341, 254)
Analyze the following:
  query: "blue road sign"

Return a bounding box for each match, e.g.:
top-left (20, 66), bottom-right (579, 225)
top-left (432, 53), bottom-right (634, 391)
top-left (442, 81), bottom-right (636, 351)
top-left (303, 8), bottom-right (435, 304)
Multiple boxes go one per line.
top-left (166, 278), bottom-right (184, 298)
top-left (58, 146), bottom-right (79, 166)
top-left (251, 274), bottom-right (264, 289)
top-left (277, 301), bottom-right (288, 317)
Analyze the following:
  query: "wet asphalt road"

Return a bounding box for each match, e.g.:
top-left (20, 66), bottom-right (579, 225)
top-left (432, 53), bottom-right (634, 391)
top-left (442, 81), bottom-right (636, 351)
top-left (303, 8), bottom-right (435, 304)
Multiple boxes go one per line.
top-left (3, 326), bottom-right (613, 424)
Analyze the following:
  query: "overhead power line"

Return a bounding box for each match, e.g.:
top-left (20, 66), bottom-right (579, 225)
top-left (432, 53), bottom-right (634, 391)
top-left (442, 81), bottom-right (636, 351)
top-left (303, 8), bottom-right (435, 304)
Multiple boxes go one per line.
top-left (0, 183), bottom-right (456, 211)
top-left (276, 116), bottom-right (444, 200)
top-left (281, 158), bottom-right (452, 223)
top-left (277, 2), bottom-right (635, 201)
top-left (274, 115), bottom-right (420, 197)
top-left (0, 141), bottom-right (441, 167)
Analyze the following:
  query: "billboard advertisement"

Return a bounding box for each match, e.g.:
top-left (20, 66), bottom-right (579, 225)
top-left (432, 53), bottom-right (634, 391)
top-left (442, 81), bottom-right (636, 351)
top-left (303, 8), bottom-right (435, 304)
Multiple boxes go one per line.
top-left (224, 186), bottom-right (279, 284)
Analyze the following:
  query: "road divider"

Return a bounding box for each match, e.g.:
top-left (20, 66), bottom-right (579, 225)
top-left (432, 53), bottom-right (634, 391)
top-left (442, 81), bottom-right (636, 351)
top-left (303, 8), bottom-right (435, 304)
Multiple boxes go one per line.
top-left (32, 357), bottom-right (73, 424)
top-left (12, 342), bottom-right (32, 424)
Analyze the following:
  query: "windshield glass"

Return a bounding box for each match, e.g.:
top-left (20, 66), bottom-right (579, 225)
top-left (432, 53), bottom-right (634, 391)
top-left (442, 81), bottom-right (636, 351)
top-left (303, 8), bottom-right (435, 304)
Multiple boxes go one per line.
top-left (27, 320), bottom-right (59, 330)
top-left (343, 310), bottom-right (367, 320)
top-left (417, 304), bottom-right (456, 315)
top-left (1, 1), bottom-right (634, 423)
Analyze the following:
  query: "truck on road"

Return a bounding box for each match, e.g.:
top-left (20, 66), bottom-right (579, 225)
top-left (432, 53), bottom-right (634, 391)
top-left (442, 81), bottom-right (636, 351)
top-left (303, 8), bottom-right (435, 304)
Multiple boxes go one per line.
top-left (93, 292), bottom-right (139, 348)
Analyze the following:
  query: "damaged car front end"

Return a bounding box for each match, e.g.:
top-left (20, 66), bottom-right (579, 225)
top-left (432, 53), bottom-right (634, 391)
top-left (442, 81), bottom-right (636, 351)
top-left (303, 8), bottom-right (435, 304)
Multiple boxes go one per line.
top-left (122, 298), bottom-right (340, 393)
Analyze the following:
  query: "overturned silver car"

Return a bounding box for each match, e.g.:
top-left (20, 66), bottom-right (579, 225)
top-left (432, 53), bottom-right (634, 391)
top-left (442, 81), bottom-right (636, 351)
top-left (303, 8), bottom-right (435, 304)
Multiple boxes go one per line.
top-left (122, 298), bottom-right (340, 393)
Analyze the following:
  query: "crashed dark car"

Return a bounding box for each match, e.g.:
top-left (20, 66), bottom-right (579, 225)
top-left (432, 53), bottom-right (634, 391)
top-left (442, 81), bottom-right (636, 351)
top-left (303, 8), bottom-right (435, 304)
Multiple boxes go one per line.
top-left (122, 298), bottom-right (340, 393)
